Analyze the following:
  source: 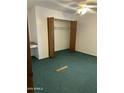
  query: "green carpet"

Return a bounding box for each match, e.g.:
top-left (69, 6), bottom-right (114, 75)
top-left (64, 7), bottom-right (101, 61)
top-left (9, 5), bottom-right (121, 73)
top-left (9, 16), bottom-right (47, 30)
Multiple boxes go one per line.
top-left (32, 50), bottom-right (97, 93)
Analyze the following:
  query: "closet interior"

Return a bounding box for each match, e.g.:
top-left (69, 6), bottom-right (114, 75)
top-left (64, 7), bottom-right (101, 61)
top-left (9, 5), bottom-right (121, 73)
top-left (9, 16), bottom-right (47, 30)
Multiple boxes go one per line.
top-left (47, 17), bottom-right (77, 58)
top-left (54, 19), bottom-right (70, 52)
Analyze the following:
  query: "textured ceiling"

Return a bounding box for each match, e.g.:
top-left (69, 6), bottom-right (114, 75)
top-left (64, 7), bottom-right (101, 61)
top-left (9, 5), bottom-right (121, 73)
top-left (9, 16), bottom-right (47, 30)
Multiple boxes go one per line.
top-left (27, 0), bottom-right (97, 14)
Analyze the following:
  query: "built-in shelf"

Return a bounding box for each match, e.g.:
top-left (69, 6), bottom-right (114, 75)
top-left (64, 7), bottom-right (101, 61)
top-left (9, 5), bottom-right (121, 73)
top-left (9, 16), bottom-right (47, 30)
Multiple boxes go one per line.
top-left (30, 42), bottom-right (38, 49)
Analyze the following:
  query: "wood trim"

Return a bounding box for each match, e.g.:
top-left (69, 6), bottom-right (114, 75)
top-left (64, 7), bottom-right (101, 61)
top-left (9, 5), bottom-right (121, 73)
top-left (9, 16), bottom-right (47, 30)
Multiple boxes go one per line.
top-left (47, 17), bottom-right (55, 57)
top-left (70, 21), bottom-right (77, 51)
top-left (27, 22), bottom-right (33, 93)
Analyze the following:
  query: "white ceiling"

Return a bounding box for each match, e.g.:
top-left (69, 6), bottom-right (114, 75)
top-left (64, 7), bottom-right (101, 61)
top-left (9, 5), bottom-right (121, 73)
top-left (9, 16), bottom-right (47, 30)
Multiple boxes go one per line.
top-left (27, 0), bottom-right (97, 14)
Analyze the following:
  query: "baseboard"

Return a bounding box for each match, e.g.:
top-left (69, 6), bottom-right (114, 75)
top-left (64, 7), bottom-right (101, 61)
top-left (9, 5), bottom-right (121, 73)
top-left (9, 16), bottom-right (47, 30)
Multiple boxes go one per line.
top-left (75, 50), bottom-right (97, 57)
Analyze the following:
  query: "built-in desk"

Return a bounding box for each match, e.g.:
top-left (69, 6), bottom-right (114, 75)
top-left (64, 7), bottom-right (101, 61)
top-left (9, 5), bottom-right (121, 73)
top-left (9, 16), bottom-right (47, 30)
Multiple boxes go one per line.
top-left (30, 42), bottom-right (38, 49)
top-left (30, 42), bottom-right (38, 59)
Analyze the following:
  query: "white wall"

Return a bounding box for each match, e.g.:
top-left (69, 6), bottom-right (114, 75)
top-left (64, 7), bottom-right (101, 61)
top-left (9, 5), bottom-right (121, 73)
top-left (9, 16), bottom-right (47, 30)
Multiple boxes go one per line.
top-left (27, 7), bottom-right (37, 43)
top-left (35, 6), bottom-right (76, 59)
top-left (76, 13), bottom-right (97, 56)
top-left (27, 7), bottom-right (39, 58)
top-left (54, 19), bottom-right (70, 51)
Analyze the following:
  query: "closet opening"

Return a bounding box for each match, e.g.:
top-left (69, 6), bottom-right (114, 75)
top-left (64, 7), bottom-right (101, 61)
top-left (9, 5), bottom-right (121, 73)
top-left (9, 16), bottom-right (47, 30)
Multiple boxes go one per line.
top-left (47, 17), bottom-right (77, 58)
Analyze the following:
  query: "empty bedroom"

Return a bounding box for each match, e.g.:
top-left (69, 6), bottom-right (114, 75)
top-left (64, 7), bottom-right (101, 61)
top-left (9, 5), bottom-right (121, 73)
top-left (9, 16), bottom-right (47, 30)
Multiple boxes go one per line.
top-left (27, 0), bottom-right (97, 93)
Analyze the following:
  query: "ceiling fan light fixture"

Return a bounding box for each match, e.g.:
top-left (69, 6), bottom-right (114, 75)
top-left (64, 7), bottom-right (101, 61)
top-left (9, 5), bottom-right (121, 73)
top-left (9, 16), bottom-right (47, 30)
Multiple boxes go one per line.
top-left (77, 7), bottom-right (90, 15)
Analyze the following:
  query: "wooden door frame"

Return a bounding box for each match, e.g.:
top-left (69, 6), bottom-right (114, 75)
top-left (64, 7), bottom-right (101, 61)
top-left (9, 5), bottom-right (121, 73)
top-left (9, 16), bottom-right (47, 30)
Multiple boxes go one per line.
top-left (47, 17), bottom-right (77, 57)
top-left (47, 17), bottom-right (55, 58)
top-left (27, 22), bottom-right (33, 93)
top-left (70, 21), bottom-right (77, 51)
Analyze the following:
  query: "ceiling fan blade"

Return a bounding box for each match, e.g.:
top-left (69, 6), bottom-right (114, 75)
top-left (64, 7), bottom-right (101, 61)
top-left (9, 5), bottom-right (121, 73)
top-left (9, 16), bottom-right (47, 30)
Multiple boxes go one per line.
top-left (86, 5), bottom-right (97, 8)
top-left (75, 0), bottom-right (87, 3)
top-left (91, 8), bottom-right (97, 11)
top-left (88, 8), bottom-right (97, 13)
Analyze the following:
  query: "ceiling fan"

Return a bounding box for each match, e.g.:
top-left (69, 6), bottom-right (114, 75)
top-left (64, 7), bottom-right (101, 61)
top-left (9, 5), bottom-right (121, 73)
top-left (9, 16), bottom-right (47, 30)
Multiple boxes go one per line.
top-left (50, 0), bottom-right (97, 15)
top-left (76, 0), bottom-right (97, 15)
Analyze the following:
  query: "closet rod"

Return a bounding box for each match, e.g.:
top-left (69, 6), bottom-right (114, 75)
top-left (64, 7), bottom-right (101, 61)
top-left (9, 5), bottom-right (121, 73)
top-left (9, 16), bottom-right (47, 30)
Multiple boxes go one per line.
top-left (54, 27), bottom-right (69, 30)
